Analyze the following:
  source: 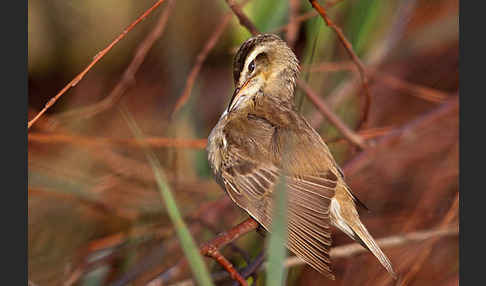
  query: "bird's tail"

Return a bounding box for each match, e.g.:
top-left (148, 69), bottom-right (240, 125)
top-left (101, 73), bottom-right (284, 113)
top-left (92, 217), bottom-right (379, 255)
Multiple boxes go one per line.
top-left (349, 218), bottom-right (397, 279)
top-left (330, 195), bottom-right (397, 279)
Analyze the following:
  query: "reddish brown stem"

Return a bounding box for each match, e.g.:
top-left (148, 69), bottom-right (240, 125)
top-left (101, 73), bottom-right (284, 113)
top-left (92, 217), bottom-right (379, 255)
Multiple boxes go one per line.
top-left (167, 218), bottom-right (258, 285)
top-left (286, 0), bottom-right (301, 48)
top-left (171, 12), bottom-right (233, 116)
top-left (297, 79), bottom-right (367, 149)
top-left (395, 192), bottom-right (459, 286)
top-left (309, 61), bottom-right (449, 103)
top-left (149, 218), bottom-right (258, 285)
top-left (308, 0), bottom-right (371, 130)
top-left (202, 218), bottom-right (259, 250)
top-left (199, 218), bottom-right (258, 285)
top-left (273, 10), bottom-right (318, 33)
top-left (58, 0), bottom-right (174, 122)
top-left (171, 0), bottom-right (251, 116)
top-left (222, 0), bottom-right (366, 149)
top-left (28, 133), bottom-right (207, 149)
top-left (225, 0), bottom-right (259, 36)
top-left (273, 0), bottom-right (346, 34)
top-left (326, 125), bottom-right (396, 144)
top-left (201, 246), bottom-right (248, 286)
top-left (28, 0), bottom-right (167, 130)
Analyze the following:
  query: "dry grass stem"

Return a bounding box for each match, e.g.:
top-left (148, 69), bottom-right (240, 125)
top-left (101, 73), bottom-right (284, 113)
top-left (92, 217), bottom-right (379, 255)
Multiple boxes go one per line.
top-left (309, 61), bottom-right (449, 103)
top-left (28, 0), bottom-right (168, 129)
top-left (397, 193), bottom-right (459, 285)
top-left (326, 125), bottom-right (396, 144)
top-left (297, 79), bottom-right (367, 149)
top-left (171, 0), bottom-right (254, 117)
top-left (57, 0), bottom-right (175, 122)
top-left (149, 218), bottom-right (258, 286)
top-left (308, 0), bottom-right (371, 129)
top-left (223, 0), bottom-right (365, 149)
top-left (286, 0), bottom-right (301, 48)
top-left (28, 133), bottom-right (207, 149)
top-left (225, 0), bottom-right (259, 36)
top-left (168, 225), bottom-right (458, 286)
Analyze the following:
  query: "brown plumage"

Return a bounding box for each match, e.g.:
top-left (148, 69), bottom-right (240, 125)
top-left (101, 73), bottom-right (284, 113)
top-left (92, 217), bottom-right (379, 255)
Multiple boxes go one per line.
top-left (207, 33), bottom-right (396, 280)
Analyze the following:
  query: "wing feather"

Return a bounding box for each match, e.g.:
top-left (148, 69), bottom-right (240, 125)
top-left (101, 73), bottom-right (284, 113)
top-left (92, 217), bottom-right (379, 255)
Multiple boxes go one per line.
top-left (221, 160), bottom-right (337, 278)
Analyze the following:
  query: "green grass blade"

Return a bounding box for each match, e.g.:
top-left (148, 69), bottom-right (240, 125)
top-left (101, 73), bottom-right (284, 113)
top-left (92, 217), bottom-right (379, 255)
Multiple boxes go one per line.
top-left (120, 107), bottom-right (214, 286)
top-left (266, 176), bottom-right (288, 286)
top-left (346, 0), bottom-right (384, 55)
top-left (250, 0), bottom-right (289, 32)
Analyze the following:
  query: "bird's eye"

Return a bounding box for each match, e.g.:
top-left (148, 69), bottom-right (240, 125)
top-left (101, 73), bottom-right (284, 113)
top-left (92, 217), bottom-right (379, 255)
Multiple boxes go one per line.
top-left (248, 60), bottom-right (255, 74)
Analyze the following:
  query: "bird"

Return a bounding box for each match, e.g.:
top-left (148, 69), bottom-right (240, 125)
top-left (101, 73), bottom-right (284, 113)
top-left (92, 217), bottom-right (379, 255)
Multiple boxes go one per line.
top-left (206, 33), bottom-right (396, 280)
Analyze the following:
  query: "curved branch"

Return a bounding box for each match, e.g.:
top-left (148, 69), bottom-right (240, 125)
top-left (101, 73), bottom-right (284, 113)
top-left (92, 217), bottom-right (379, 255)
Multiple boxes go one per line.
top-left (308, 0), bottom-right (371, 129)
top-left (28, 0), bottom-right (168, 129)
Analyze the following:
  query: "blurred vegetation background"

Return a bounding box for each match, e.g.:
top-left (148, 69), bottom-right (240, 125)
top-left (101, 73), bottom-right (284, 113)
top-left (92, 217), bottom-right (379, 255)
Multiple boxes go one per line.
top-left (28, 0), bottom-right (458, 285)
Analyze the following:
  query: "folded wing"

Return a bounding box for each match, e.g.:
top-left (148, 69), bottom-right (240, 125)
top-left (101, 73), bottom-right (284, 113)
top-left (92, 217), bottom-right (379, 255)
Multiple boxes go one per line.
top-left (221, 159), bottom-right (338, 279)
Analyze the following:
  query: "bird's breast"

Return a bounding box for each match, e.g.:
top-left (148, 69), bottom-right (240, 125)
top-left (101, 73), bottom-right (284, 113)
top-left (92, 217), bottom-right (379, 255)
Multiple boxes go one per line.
top-left (207, 116), bottom-right (228, 176)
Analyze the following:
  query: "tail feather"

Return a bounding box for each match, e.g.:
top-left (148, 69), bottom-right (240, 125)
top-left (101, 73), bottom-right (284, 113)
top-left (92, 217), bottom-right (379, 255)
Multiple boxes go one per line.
top-left (350, 221), bottom-right (397, 279)
top-left (330, 197), bottom-right (397, 279)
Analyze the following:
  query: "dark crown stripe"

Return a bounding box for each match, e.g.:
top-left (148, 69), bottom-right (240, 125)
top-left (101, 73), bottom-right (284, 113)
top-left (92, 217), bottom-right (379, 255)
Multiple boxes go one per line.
top-left (232, 34), bottom-right (282, 84)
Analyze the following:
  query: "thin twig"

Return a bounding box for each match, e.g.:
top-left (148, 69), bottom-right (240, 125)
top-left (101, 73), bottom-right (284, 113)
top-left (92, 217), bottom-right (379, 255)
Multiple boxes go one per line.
top-left (171, 12), bottom-right (234, 116)
top-left (222, 0), bottom-right (366, 149)
top-left (189, 218), bottom-right (253, 266)
top-left (28, 0), bottom-right (168, 129)
top-left (64, 246), bottom-right (121, 286)
top-left (148, 218), bottom-right (259, 286)
top-left (309, 61), bottom-right (449, 103)
top-left (28, 187), bottom-right (133, 219)
top-left (57, 0), bottom-right (175, 122)
top-left (286, 0), bottom-right (301, 48)
top-left (201, 246), bottom-right (248, 286)
top-left (326, 125), bottom-right (396, 144)
top-left (374, 71), bottom-right (449, 103)
top-left (297, 79), bottom-right (367, 149)
top-left (272, 10), bottom-right (318, 33)
top-left (308, 0), bottom-right (371, 129)
top-left (225, 0), bottom-right (259, 36)
top-left (199, 218), bottom-right (259, 255)
top-left (274, 0), bottom-right (346, 34)
top-left (230, 253), bottom-right (265, 286)
top-left (286, 226), bottom-right (458, 267)
top-left (28, 133), bottom-right (207, 149)
top-left (197, 217), bottom-right (259, 285)
top-left (397, 193), bottom-right (459, 285)
top-left (171, 0), bottom-right (253, 116)
top-left (168, 225), bottom-right (458, 286)
top-left (273, 0), bottom-right (346, 34)
top-left (28, 110), bottom-right (159, 185)
top-left (307, 0), bottom-right (420, 130)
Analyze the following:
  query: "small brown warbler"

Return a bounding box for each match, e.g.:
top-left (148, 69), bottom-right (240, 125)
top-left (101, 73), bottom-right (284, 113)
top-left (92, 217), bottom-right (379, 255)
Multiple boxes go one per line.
top-left (207, 33), bottom-right (396, 279)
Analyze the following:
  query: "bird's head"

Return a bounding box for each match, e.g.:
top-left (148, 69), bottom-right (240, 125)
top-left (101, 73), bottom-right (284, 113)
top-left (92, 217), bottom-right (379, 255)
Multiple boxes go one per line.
top-left (227, 34), bottom-right (300, 113)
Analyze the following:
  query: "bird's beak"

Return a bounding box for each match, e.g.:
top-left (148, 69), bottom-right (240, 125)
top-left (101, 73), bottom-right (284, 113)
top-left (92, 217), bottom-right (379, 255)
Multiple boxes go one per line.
top-left (227, 79), bottom-right (251, 112)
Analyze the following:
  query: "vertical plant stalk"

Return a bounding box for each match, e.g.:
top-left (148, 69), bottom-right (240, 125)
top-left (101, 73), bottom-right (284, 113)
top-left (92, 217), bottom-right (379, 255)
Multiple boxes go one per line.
top-left (308, 0), bottom-right (372, 129)
top-left (223, 0), bottom-right (366, 149)
top-left (120, 107), bottom-right (214, 286)
top-left (286, 0), bottom-right (301, 48)
top-left (266, 176), bottom-right (289, 286)
top-left (147, 218), bottom-right (259, 285)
